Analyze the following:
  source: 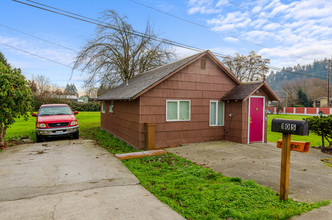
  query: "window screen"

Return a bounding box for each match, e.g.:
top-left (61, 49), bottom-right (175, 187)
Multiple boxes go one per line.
top-left (166, 100), bottom-right (190, 121)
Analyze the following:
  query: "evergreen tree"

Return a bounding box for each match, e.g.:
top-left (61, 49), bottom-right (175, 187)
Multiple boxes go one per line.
top-left (64, 83), bottom-right (78, 96)
top-left (297, 89), bottom-right (310, 107)
top-left (0, 51), bottom-right (10, 67)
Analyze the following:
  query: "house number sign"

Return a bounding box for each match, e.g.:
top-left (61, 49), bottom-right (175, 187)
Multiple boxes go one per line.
top-left (280, 123), bottom-right (296, 131)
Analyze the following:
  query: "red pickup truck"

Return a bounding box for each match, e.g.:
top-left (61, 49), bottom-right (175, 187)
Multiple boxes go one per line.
top-left (32, 104), bottom-right (79, 142)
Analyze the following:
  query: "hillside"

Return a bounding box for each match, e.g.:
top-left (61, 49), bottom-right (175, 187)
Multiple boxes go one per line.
top-left (266, 58), bottom-right (330, 93)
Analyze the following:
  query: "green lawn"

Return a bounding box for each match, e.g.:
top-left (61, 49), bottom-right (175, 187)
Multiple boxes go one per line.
top-left (3, 112), bottom-right (329, 219)
top-left (5, 112), bottom-right (100, 142)
top-left (122, 154), bottom-right (328, 219)
top-left (267, 114), bottom-right (326, 147)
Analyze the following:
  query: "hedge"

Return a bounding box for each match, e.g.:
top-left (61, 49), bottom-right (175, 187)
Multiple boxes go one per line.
top-left (32, 97), bottom-right (100, 112)
top-left (69, 101), bottom-right (100, 112)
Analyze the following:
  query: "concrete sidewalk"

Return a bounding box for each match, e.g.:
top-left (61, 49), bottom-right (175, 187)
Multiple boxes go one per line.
top-left (166, 141), bottom-right (332, 219)
top-left (0, 140), bottom-right (183, 220)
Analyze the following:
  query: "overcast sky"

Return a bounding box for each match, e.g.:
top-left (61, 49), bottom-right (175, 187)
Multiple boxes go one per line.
top-left (1, 0), bottom-right (331, 93)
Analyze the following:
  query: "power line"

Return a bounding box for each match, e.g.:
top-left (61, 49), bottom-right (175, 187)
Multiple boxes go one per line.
top-left (11, 0), bottom-right (326, 80)
top-left (25, 0), bottom-right (107, 25)
top-left (129, 0), bottom-right (307, 60)
top-left (226, 0), bottom-right (284, 27)
top-left (0, 42), bottom-right (73, 69)
top-left (225, 0), bottom-right (308, 60)
top-left (0, 42), bottom-right (84, 82)
top-left (0, 23), bottom-right (77, 52)
top-left (268, 65), bottom-right (327, 80)
top-left (12, 0), bottom-right (228, 58)
top-left (128, 0), bottom-right (266, 48)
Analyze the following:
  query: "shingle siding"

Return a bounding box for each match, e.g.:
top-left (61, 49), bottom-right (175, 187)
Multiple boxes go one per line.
top-left (139, 56), bottom-right (238, 148)
top-left (100, 99), bottom-right (141, 148)
top-left (97, 53), bottom-right (203, 101)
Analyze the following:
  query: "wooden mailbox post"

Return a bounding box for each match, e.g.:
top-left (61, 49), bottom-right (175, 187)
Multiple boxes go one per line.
top-left (271, 119), bottom-right (309, 200)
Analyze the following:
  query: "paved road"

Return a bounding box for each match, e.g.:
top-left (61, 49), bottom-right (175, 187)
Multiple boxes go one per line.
top-left (167, 141), bottom-right (332, 220)
top-left (0, 139), bottom-right (184, 220)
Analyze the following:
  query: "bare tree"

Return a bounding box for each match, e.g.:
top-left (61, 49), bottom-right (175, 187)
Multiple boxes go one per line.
top-left (34, 75), bottom-right (51, 97)
top-left (223, 51), bottom-right (270, 82)
top-left (85, 87), bottom-right (98, 98)
top-left (280, 78), bottom-right (327, 106)
top-left (280, 80), bottom-right (297, 107)
top-left (73, 10), bottom-right (175, 88)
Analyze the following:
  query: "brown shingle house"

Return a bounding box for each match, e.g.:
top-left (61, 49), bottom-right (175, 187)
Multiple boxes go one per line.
top-left (98, 51), bottom-right (280, 149)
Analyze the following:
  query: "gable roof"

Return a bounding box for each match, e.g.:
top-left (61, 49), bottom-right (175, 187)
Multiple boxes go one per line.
top-left (221, 81), bottom-right (280, 102)
top-left (97, 50), bottom-right (240, 101)
top-left (313, 97), bottom-right (332, 101)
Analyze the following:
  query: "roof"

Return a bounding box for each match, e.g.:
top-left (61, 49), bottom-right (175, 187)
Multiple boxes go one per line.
top-left (47, 94), bottom-right (78, 99)
top-left (40, 104), bottom-right (69, 107)
top-left (313, 97), bottom-right (332, 101)
top-left (221, 81), bottom-right (280, 102)
top-left (98, 50), bottom-right (240, 101)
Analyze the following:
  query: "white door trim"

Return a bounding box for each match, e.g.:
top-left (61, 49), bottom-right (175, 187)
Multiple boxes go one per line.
top-left (248, 96), bottom-right (265, 144)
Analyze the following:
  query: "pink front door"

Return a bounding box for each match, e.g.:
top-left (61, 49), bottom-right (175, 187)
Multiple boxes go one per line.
top-left (249, 97), bottom-right (264, 143)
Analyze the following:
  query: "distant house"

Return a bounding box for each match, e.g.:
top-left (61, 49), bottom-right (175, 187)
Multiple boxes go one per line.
top-left (268, 101), bottom-right (279, 107)
top-left (48, 94), bottom-right (79, 102)
top-left (97, 51), bottom-right (280, 149)
top-left (313, 97), bottom-right (332, 108)
top-left (79, 96), bottom-right (89, 103)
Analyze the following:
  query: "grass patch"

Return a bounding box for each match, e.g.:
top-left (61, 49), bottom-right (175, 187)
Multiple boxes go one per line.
top-left (4, 111), bottom-right (330, 218)
top-left (5, 115), bottom-right (36, 142)
top-left (85, 128), bottom-right (139, 154)
top-left (5, 112), bottom-right (101, 143)
top-left (267, 114), bottom-right (327, 146)
top-left (122, 153), bottom-right (329, 219)
top-left (321, 158), bottom-right (332, 168)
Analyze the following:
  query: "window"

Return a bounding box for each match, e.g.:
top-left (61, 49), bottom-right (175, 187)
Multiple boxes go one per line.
top-left (166, 100), bottom-right (190, 121)
top-left (210, 101), bottom-right (224, 126)
top-left (109, 101), bottom-right (114, 113)
top-left (101, 101), bottom-right (105, 113)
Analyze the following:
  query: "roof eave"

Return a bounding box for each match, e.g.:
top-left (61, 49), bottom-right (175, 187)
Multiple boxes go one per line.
top-left (243, 83), bottom-right (264, 102)
top-left (97, 97), bottom-right (132, 101)
top-left (242, 81), bottom-right (281, 102)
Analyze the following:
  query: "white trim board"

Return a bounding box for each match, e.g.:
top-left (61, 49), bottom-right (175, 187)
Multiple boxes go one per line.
top-left (248, 96), bottom-right (265, 144)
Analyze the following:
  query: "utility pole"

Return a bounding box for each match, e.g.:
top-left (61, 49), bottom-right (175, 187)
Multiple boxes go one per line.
top-left (328, 60), bottom-right (330, 108)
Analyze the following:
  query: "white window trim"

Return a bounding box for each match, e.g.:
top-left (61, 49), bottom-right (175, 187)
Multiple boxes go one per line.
top-left (166, 100), bottom-right (191, 122)
top-left (101, 101), bottom-right (105, 114)
top-left (109, 101), bottom-right (114, 113)
top-left (209, 100), bottom-right (225, 126)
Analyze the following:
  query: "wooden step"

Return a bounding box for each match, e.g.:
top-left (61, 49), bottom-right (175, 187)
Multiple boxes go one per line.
top-left (115, 149), bottom-right (166, 160)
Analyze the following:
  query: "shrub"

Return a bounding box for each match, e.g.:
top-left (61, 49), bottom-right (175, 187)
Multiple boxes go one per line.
top-left (69, 101), bottom-right (100, 112)
top-left (306, 115), bottom-right (332, 150)
top-left (31, 96), bottom-right (100, 112)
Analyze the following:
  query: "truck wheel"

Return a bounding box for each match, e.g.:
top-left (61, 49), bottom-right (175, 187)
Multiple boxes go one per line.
top-left (36, 133), bottom-right (43, 143)
top-left (73, 130), bottom-right (79, 139)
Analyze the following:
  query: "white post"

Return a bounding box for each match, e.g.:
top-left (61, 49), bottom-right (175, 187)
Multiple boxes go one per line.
top-left (283, 107), bottom-right (286, 114)
top-left (330, 108), bottom-right (332, 115)
top-left (316, 108), bottom-right (319, 115)
top-left (305, 108), bottom-right (307, 115)
top-left (274, 107), bottom-right (277, 114)
top-left (294, 107), bottom-right (296, 114)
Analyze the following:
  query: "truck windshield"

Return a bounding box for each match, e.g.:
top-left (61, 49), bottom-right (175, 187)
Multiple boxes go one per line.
top-left (39, 106), bottom-right (73, 116)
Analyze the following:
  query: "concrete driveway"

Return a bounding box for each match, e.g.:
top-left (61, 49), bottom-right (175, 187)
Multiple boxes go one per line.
top-left (166, 141), bottom-right (332, 219)
top-left (0, 140), bottom-right (183, 220)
